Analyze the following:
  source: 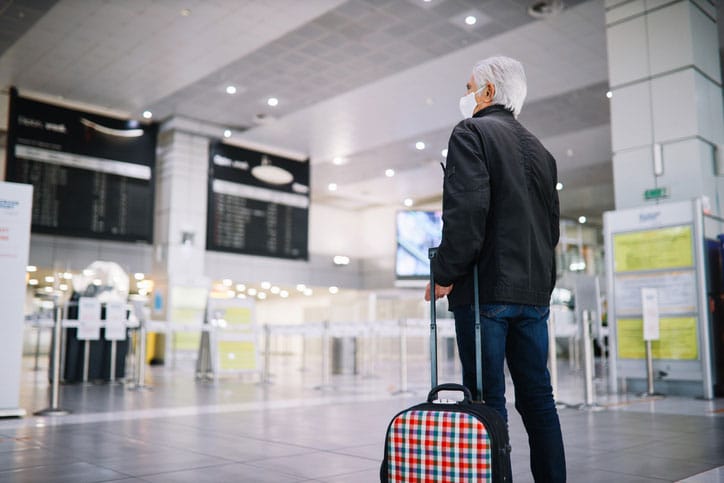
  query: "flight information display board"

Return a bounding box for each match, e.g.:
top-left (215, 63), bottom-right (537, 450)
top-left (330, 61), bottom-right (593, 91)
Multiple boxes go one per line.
top-left (206, 141), bottom-right (309, 260)
top-left (4, 89), bottom-right (157, 242)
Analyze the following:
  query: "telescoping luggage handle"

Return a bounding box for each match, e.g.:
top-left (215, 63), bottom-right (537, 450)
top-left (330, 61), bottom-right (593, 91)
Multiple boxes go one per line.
top-left (428, 248), bottom-right (484, 402)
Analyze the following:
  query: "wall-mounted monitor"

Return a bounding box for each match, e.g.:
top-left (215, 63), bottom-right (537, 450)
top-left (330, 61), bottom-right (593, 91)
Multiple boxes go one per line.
top-left (395, 210), bottom-right (442, 280)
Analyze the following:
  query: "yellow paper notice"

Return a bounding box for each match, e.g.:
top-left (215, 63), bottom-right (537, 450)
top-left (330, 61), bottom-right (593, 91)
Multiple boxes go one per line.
top-left (617, 317), bottom-right (698, 360)
top-left (613, 226), bottom-right (693, 272)
top-left (218, 341), bottom-right (257, 371)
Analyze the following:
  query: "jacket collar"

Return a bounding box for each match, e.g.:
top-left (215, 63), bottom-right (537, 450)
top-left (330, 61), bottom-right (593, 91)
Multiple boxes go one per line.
top-left (473, 104), bottom-right (513, 118)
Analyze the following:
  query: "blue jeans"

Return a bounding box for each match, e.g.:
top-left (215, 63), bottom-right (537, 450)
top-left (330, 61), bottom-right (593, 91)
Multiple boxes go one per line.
top-left (452, 303), bottom-right (566, 483)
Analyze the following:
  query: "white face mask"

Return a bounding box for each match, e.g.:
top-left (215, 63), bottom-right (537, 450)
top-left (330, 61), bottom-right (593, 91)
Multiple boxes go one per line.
top-left (458, 86), bottom-right (484, 119)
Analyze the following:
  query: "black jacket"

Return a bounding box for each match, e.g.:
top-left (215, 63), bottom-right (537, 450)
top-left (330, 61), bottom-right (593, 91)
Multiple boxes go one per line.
top-left (431, 104), bottom-right (559, 308)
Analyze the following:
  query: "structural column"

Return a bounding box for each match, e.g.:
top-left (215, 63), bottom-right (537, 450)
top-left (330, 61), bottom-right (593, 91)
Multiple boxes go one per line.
top-left (605, 0), bottom-right (723, 211)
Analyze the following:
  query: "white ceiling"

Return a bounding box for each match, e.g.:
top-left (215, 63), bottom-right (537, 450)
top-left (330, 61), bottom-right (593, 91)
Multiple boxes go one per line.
top-left (3, 0), bottom-right (712, 223)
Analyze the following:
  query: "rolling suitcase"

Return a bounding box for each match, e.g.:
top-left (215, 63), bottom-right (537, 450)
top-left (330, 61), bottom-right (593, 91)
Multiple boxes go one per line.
top-left (380, 248), bottom-right (512, 482)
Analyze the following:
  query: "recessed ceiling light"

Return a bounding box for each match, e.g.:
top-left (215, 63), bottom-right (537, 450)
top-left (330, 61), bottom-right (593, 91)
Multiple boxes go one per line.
top-left (606, 90), bottom-right (613, 99)
top-left (26, 265), bottom-right (37, 272)
top-left (328, 183), bottom-right (338, 192)
top-left (556, 182), bottom-right (563, 191)
top-left (332, 156), bottom-right (347, 166)
top-left (223, 129), bottom-right (232, 138)
top-left (267, 97), bottom-right (279, 107)
top-left (465, 15), bottom-right (477, 25)
top-left (270, 286), bottom-right (280, 294)
top-left (441, 148), bottom-right (448, 157)
top-left (385, 169), bottom-right (395, 177)
top-left (261, 281), bottom-right (271, 290)
top-left (296, 284), bottom-right (306, 292)
top-left (404, 198), bottom-right (414, 207)
top-left (333, 255), bottom-right (350, 266)
top-left (280, 290), bottom-right (289, 298)
top-left (329, 286), bottom-right (339, 294)
top-left (222, 279), bottom-right (232, 286)
top-left (45, 276), bottom-right (54, 283)
top-left (578, 216), bottom-right (587, 224)
top-left (257, 292), bottom-right (267, 300)
top-left (236, 284), bottom-right (246, 291)
top-left (226, 85), bottom-right (237, 95)
top-left (415, 141), bottom-right (426, 150)
top-left (304, 288), bottom-right (313, 296)
top-left (134, 273), bottom-right (145, 280)
top-left (142, 110), bottom-right (152, 119)
top-left (180, 8), bottom-right (191, 16)
top-left (28, 279), bottom-right (38, 286)
top-left (247, 288), bottom-right (258, 296)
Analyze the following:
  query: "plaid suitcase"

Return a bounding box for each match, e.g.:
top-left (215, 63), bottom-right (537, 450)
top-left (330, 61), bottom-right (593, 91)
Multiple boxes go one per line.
top-left (380, 249), bottom-right (512, 482)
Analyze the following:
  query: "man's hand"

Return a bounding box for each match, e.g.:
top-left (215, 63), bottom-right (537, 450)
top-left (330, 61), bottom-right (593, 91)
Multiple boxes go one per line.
top-left (424, 282), bottom-right (454, 301)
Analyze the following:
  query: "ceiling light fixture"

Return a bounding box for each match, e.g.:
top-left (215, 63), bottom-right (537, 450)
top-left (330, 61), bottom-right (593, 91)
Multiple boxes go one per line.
top-left (465, 15), bottom-right (477, 25)
top-left (329, 286), bottom-right (339, 294)
top-left (556, 182), bottom-right (563, 191)
top-left (441, 148), bottom-right (448, 157)
top-left (332, 156), bottom-right (347, 166)
top-left (26, 265), bottom-right (37, 272)
top-left (328, 183), bottom-right (338, 192)
top-left (385, 169), bottom-right (395, 178)
top-left (304, 288), bottom-right (313, 296)
top-left (267, 97), bottom-right (279, 107)
top-left (261, 281), bottom-right (271, 290)
top-left (296, 284), bottom-right (306, 292)
top-left (270, 286), bottom-right (280, 294)
top-left (142, 111), bottom-right (153, 119)
top-left (415, 141), bottom-right (426, 150)
top-left (226, 85), bottom-right (237, 95)
top-left (223, 129), bottom-right (232, 138)
top-left (606, 90), bottom-right (613, 99)
top-left (404, 198), bottom-right (414, 207)
top-left (247, 288), bottom-right (258, 296)
top-left (333, 255), bottom-right (350, 266)
top-left (578, 216), bottom-right (587, 224)
top-left (280, 290), bottom-right (289, 298)
top-left (28, 279), bottom-right (38, 286)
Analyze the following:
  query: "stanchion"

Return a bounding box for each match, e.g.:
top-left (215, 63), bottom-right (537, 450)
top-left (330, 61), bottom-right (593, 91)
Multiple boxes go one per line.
top-left (109, 340), bottom-right (118, 385)
top-left (300, 331), bottom-right (308, 372)
top-left (35, 299), bottom-right (71, 416)
top-left (578, 310), bottom-right (603, 410)
top-left (259, 324), bottom-right (273, 385)
top-left (82, 340), bottom-right (91, 384)
top-left (33, 315), bottom-right (43, 371)
top-left (638, 341), bottom-right (664, 398)
top-left (128, 316), bottom-right (152, 391)
top-left (393, 319), bottom-right (413, 395)
top-left (314, 321), bottom-right (333, 390)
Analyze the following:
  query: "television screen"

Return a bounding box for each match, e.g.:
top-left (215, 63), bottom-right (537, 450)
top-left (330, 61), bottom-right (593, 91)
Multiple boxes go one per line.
top-left (395, 210), bottom-right (443, 279)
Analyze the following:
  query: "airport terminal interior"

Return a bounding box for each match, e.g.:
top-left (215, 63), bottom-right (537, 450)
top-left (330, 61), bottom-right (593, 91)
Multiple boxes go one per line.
top-left (1, 0), bottom-right (724, 482)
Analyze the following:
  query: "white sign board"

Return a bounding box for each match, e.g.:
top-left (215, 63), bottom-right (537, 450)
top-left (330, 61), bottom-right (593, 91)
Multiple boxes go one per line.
top-left (104, 301), bottom-right (126, 341)
top-left (77, 297), bottom-right (101, 340)
top-left (0, 182), bottom-right (32, 416)
top-left (641, 288), bottom-right (660, 341)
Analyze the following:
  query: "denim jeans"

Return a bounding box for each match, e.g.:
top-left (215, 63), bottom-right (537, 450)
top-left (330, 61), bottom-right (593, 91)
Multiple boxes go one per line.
top-left (452, 303), bottom-right (566, 483)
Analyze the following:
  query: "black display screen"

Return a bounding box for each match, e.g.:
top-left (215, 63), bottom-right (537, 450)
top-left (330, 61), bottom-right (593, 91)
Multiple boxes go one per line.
top-left (206, 141), bottom-right (309, 260)
top-left (4, 89), bottom-right (157, 242)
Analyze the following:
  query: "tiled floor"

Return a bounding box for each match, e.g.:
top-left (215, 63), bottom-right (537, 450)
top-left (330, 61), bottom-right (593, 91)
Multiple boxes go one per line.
top-left (1, 347), bottom-right (722, 482)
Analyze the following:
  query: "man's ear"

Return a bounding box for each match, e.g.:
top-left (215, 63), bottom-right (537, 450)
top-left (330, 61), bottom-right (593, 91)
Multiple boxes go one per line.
top-left (482, 82), bottom-right (495, 102)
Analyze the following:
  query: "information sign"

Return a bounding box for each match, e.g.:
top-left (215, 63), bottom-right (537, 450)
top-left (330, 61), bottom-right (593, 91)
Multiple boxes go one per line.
top-left (77, 297), bottom-right (101, 340)
top-left (641, 288), bottom-right (660, 341)
top-left (104, 301), bottom-right (126, 341)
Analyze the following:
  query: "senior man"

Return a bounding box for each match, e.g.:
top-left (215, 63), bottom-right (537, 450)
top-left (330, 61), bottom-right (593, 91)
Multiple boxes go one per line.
top-left (425, 56), bottom-right (566, 482)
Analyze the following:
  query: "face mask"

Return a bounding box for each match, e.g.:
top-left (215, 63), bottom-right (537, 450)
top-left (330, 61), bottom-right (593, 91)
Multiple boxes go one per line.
top-left (459, 86), bottom-right (484, 119)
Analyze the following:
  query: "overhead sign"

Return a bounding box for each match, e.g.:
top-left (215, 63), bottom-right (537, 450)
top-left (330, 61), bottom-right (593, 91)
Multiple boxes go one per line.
top-left (644, 187), bottom-right (668, 201)
top-left (206, 141), bottom-right (309, 260)
top-left (4, 89), bottom-right (157, 242)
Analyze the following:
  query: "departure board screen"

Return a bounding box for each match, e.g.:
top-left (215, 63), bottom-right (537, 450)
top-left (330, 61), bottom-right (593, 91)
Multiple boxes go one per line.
top-left (4, 89), bottom-right (157, 242)
top-left (206, 141), bottom-right (309, 260)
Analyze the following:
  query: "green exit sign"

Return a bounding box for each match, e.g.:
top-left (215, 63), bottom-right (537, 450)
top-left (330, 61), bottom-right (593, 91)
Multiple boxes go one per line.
top-left (644, 187), bottom-right (668, 201)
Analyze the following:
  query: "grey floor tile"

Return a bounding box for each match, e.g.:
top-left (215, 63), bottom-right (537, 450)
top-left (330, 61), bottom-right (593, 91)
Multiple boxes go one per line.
top-left (246, 451), bottom-right (380, 480)
top-left (138, 462), bottom-right (303, 483)
top-left (317, 467), bottom-right (382, 483)
top-left (584, 451), bottom-right (719, 481)
top-left (678, 465), bottom-right (724, 482)
top-left (93, 448), bottom-right (234, 477)
top-left (0, 461), bottom-right (131, 483)
top-left (0, 446), bottom-right (79, 471)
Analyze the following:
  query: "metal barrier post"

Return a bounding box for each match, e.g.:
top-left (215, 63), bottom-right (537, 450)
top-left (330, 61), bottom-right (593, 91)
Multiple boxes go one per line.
top-left (639, 341), bottom-right (664, 397)
top-left (393, 319), bottom-right (413, 395)
top-left (578, 310), bottom-right (603, 410)
top-left (109, 340), bottom-right (118, 384)
top-left (315, 321), bottom-right (332, 390)
top-left (35, 299), bottom-right (70, 416)
top-left (260, 324), bottom-right (273, 384)
top-left (33, 316), bottom-right (42, 371)
top-left (82, 340), bottom-right (91, 384)
top-left (129, 317), bottom-right (152, 391)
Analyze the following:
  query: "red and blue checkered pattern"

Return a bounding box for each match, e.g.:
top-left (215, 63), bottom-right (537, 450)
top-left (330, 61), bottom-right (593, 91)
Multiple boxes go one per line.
top-left (386, 409), bottom-right (491, 482)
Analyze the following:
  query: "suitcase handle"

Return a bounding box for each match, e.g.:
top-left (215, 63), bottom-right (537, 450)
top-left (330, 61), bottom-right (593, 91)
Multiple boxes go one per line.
top-left (427, 383), bottom-right (473, 404)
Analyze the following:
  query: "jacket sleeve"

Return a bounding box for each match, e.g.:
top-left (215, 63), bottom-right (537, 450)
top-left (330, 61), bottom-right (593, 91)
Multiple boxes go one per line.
top-left (550, 155), bottom-right (560, 288)
top-left (431, 123), bottom-right (490, 287)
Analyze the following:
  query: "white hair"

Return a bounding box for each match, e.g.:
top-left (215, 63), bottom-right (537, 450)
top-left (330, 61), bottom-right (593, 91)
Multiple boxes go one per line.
top-left (472, 56), bottom-right (527, 117)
